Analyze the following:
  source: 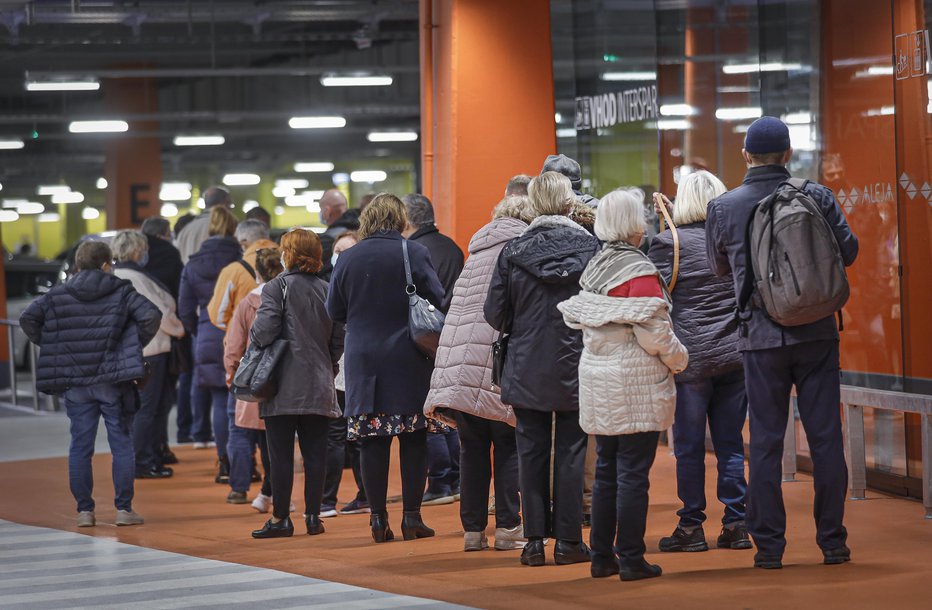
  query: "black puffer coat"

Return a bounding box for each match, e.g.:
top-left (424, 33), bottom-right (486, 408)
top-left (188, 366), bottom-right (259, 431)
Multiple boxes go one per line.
top-left (484, 215), bottom-right (600, 412)
top-left (647, 221), bottom-right (742, 382)
top-left (20, 270), bottom-right (162, 394)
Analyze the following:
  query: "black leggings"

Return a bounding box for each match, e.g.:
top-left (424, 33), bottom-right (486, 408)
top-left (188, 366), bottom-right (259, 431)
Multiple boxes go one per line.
top-left (360, 428), bottom-right (428, 514)
top-left (264, 414), bottom-right (329, 520)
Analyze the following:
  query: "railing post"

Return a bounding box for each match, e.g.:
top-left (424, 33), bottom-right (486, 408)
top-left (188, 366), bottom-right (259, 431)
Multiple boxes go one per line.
top-left (29, 342), bottom-right (39, 412)
top-left (921, 413), bottom-right (931, 519)
top-left (845, 403), bottom-right (867, 500)
top-left (6, 326), bottom-right (17, 407)
top-left (782, 397), bottom-right (797, 482)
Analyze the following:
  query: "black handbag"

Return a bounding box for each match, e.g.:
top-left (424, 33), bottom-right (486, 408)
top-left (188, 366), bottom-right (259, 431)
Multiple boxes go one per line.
top-left (402, 239), bottom-right (445, 359)
top-left (490, 260), bottom-right (512, 389)
top-left (168, 336), bottom-right (192, 377)
top-left (231, 277), bottom-right (289, 401)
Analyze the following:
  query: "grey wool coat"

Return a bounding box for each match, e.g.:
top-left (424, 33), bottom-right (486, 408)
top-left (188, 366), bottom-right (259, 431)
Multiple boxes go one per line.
top-left (424, 216), bottom-right (527, 427)
top-left (249, 271), bottom-right (344, 419)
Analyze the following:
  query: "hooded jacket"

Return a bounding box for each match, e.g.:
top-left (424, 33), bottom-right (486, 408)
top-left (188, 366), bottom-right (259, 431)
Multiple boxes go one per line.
top-left (20, 269), bottom-right (162, 394)
top-left (424, 216), bottom-right (526, 426)
top-left (178, 236), bottom-right (242, 388)
top-left (483, 215), bottom-right (600, 412)
top-left (647, 221), bottom-right (742, 382)
top-left (207, 238), bottom-right (278, 331)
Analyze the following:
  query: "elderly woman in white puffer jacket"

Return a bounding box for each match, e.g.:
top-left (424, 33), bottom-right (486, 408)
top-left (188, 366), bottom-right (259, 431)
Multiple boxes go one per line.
top-left (559, 187), bottom-right (688, 583)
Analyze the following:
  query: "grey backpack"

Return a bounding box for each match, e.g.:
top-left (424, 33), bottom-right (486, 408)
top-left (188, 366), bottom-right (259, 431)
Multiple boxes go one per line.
top-left (738, 178), bottom-right (849, 327)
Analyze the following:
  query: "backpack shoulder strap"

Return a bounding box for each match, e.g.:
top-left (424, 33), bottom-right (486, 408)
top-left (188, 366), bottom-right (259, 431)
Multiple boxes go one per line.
top-left (238, 259), bottom-right (256, 279)
top-left (656, 200), bottom-right (679, 292)
top-left (786, 177), bottom-right (810, 192)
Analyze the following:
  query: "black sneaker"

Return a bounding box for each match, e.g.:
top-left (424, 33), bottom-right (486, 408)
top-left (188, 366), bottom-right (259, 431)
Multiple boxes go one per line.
top-left (822, 544), bottom-right (851, 565)
top-left (215, 456), bottom-right (230, 484)
top-left (227, 491), bottom-right (249, 504)
top-left (754, 552), bottom-right (783, 569)
top-left (717, 523), bottom-right (753, 549)
top-left (659, 526), bottom-right (708, 552)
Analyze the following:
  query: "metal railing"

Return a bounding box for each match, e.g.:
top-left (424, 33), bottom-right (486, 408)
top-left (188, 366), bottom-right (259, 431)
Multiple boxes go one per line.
top-left (0, 318), bottom-right (41, 411)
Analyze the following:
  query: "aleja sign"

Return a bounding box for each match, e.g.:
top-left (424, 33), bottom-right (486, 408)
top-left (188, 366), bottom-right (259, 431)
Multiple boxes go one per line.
top-left (574, 84), bottom-right (660, 131)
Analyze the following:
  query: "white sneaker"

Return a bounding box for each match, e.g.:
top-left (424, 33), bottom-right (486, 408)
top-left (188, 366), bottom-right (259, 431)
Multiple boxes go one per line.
top-left (464, 531), bottom-right (489, 552)
top-left (115, 510), bottom-right (145, 526)
top-left (193, 442), bottom-right (208, 450)
top-left (320, 507), bottom-right (339, 518)
top-left (76, 511), bottom-right (95, 527)
top-left (250, 494), bottom-right (296, 513)
top-left (494, 525), bottom-right (527, 550)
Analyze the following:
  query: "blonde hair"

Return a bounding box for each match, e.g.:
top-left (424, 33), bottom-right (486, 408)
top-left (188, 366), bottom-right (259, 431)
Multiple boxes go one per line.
top-left (111, 230), bottom-right (148, 263)
top-left (208, 205), bottom-right (238, 237)
top-left (492, 195), bottom-right (535, 224)
top-left (527, 171), bottom-right (573, 217)
top-left (673, 170), bottom-right (727, 226)
top-left (358, 193), bottom-right (408, 240)
top-left (595, 188), bottom-right (647, 243)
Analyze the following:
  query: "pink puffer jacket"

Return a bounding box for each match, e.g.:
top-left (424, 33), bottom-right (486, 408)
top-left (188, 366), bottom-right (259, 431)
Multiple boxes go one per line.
top-left (424, 216), bottom-right (526, 426)
top-left (224, 287), bottom-right (264, 430)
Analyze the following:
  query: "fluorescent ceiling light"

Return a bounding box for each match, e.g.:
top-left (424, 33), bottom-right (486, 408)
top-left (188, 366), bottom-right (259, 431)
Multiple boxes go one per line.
top-left (284, 190), bottom-right (325, 207)
top-left (159, 182), bottom-right (193, 201)
top-left (294, 162), bottom-right (334, 173)
top-left (556, 128), bottom-right (577, 138)
top-left (274, 206), bottom-right (285, 216)
top-left (722, 62), bottom-right (803, 74)
top-left (866, 66), bottom-right (894, 76)
top-left (0, 139), bottom-right (24, 150)
top-left (52, 191), bottom-right (85, 204)
top-left (81, 207), bottom-right (100, 220)
top-left (0, 210), bottom-right (20, 222)
top-left (38, 213), bottom-right (60, 223)
top-left (160, 203), bottom-right (179, 217)
top-left (275, 178), bottom-right (309, 189)
top-left (3, 199), bottom-right (28, 208)
top-left (555, 112), bottom-right (563, 123)
top-left (273, 186), bottom-right (296, 198)
top-left (718, 85), bottom-right (759, 93)
top-left (196, 198), bottom-right (205, 209)
top-left (864, 106), bottom-right (895, 116)
top-left (657, 119), bottom-right (691, 131)
top-left (173, 134), bottom-right (225, 146)
top-left (350, 170), bottom-right (387, 183)
top-left (96, 177), bottom-right (107, 189)
top-left (222, 173), bottom-right (260, 186)
top-left (332, 172), bottom-right (350, 185)
top-left (715, 107), bottom-right (763, 121)
top-left (306, 201), bottom-right (321, 213)
top-left (660, 104), bottom-right (697, 117)
top-left (320, 74), bottom-right (393, 87)
top-left (242, 200), bottom-right (259, 212)
top-left (367, 131), bottom-right (418, 142)
top-left (782, 112), bottom-right (812, 125)
top-left (601, 71), bottom-right (656, 81)
top-left (69, 120), bottom-right (128, 133)
top-left (26, 78), bottom-right (99, 92)
top-left (288, 116), bottom-right (346, 129)
top-left (38, 185), bottom-right (71, 196)
top-left (17, 201), bottom-right (45, 214)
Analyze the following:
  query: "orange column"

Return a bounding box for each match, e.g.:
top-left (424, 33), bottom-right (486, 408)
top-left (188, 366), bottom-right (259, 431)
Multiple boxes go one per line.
top-left (103, 78), bottom-right (162, 229)
top-left (422, 0), bottom-right (557, 250)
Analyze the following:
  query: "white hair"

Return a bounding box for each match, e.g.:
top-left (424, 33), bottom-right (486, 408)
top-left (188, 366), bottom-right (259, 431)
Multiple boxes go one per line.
top-left (594, 188), bottom-right (647, 243)
top-left (111, 230), bottom-right (148, 263)
top-left (235, 219), bottom-right (270, 245)
top-left (673, 170), bottom-right (727, 226)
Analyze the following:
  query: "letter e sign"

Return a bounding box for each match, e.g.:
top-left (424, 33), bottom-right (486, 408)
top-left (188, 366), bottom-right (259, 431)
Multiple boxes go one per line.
top-left (130, 183), bottom-right (150, 225)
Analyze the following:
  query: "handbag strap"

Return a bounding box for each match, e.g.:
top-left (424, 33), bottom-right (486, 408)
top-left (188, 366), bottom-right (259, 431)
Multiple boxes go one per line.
top-left (657, 201), bottom-right (680, 292)
top-left (497, 258), bottom-right (512, 340)
top-left (401, 239), bottom-right (416, 295)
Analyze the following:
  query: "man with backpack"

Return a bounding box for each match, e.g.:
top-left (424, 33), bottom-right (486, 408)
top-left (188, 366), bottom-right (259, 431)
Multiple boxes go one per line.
top-left (705, 116), bottom-right (859, 570)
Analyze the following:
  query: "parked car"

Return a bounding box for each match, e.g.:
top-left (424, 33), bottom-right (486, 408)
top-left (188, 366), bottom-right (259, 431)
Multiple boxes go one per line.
top-left (4, 254), bottom-right (61, 367)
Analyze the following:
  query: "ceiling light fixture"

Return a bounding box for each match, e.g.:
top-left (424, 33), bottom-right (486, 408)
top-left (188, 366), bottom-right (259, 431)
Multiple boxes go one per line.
top-left (715, 107), bottom-right (763, 121)
top-left (273, 186), bottom-right (296, 198)
top-left (38, 213), bottom-right (60, 223)
top-left (656, 120), bottom-right (691, 131)
top-left (17, 201), bottom-right (45, 214)
top-left (288, 116), bottom-right (346, 129)
top-left (366, 131), bottom-right (418, 142)
top-left (320, 74), bottom-right (393, 87)
top-left (159, 182), bottom-right (193, 201)
top-left (659, 104), bottom-right (698, 117)
top-left (275, 178), bottom-right (310, 190)
top-left (0, 139), bottom-right (25, 150)
top-left (69, 120), bottom-right (129, 133)
top-left (601, 71), bottom-right (656, 81)
top-left (38, 185), bottom-right (71, 196)
top-left (242, 200), bottom-right (259, 212)
top-left (350, 170), bottom-right (387, 183)
top-left (81, 207), bottom-right (100, 220)
top-left (52, 191), bottom-right (85, 204)
top-left (26, 78), bottom-right (100, 92)
top-left (294, 162), bottom-right (335, 173)
top-left (722, 62), bottom-right (804, 74)
top-left (160, 203), bottom-right (179, 217)
top-left (556, 128), bottom-right (577, 138)
top-left (96, 177), bottom-right (108, 189)
top-left (2, 199), bottom-right (27, 208)
top-left (222, 173), bottom-right (261, 186)
top-left (0, 210), bottom-right (20, 222)
top-left (173, 134), bottom-right (225, 146)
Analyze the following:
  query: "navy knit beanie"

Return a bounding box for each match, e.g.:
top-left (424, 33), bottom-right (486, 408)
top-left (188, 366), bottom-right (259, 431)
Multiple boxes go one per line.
top-left (744, 116), bottom-right (791, 154)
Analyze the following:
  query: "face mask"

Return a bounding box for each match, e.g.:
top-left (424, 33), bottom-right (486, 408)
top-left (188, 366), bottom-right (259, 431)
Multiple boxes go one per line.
top-left (139, 251), bottom-right (149, 268)
top-left (281, 254), bottom-right (288, 271)
top-left (331, 253), bottom-right (339, 268)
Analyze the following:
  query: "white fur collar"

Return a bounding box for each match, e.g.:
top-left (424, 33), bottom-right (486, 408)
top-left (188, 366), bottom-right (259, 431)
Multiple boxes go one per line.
top-left (524, 214), bottom-right (588, 235)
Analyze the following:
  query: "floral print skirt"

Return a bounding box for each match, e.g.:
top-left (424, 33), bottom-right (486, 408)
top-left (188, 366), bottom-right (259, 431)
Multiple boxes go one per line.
top-left (346, 413), bottom-right (449, 440)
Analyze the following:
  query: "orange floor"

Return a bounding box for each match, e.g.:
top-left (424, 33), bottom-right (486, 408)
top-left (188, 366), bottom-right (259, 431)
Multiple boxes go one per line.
top-left (1, 445), bottom-right (930, 609)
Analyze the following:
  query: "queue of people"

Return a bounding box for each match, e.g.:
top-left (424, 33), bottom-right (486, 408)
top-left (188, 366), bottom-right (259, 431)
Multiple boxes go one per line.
top-left (22, 115), bottom-right (859, 583)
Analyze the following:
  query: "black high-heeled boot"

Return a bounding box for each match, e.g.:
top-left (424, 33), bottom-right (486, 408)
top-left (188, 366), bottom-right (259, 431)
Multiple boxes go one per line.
top-left (251, 516), bottom-right (294, 539)
top-left (370, 512), bottom-right (394, 543)
top-left (306, 514), bottom-right (325, 536)
top-left (401, 511), bottom-right (435, 541)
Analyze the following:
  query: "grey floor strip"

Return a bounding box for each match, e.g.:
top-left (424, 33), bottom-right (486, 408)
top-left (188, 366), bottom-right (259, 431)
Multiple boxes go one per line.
top-left (0, 519), bottom-right (471, 610)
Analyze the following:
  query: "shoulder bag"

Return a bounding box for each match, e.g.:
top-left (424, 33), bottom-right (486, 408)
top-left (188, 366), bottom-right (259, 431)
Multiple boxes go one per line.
top-left (402, 239), bottom-right (445, 359)
top-left (231, 276), bottom-right (289, 402)
top-left (656, 194), bottom-right (680, 292)
top-left (490, 260), bottom-right (512, 389)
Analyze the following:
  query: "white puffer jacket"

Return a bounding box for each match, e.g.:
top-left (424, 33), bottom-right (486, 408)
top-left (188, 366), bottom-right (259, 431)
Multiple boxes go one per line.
top-left (558, 291), bottom-right (688, 436)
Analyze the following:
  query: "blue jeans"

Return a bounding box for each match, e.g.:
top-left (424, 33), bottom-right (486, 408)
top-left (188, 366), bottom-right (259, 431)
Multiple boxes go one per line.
top-left (673, 369), bottom-right (748, 528)
top-left (64, 384), bottom-right (135, 513)
top-left (426, 428), bottom-right (460, 496)
top-left (134, 354), bottom-right (171, 473)
top-left (175, 371), bottom-right (193, 441)
top-left (190, 382), bottom-right (213, 443)
top-left (227, 393), bottom-right (259, 493)
top-left (210, 387), bottom-right (230, 458)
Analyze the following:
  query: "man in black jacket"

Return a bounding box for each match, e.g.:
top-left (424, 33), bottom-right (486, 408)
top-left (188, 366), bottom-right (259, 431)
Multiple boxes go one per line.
top-left (21, 241), bottom-right (162, 529)
top-left (403, 193), bottom-right (465, 505)
top-left (141, 217), bottom-right (184, 299)
top-left (706, 116), bottom-right (859, 570)
top-left (318, 189), bottom-right (360, 281)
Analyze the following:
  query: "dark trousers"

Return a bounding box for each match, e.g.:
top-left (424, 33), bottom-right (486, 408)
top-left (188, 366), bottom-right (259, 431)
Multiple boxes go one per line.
top-left (426, 428), bottom-right (461, 496)
top-left (673, 369), bottom-right (748, 527)
top-left (209, 387), bottom-right (229, 459)
top-left (453, 411), bottom-right (520, 532)
top-left (322, 391), bottom-right (365, 507)
top-left (743, 340), bottom-right (848, 557)
top-left (513, 408), bottom-right (587, 541)
top-left (264, 414), bottom-right (330, 520)
top-left (133, 354), bottom-right (171, 473)
top-left (590, 432), bottom-right (660, 564)
top-left (189, 382), bottom-right (213, 443)
top-left (257, 431), bottom-right (272, 497)
top-left (360, 428), bottom-right (427, 514)
top-left (175, 371), bottom-right (193, 442)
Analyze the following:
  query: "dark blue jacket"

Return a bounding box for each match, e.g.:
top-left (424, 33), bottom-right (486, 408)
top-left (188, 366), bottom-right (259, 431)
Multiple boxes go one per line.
top-left (408, 224), bottom-right (465, 314)
top-left (326, 231), bottom-right (444, 417)
top-left (20, 270), bottom-right (162, 394)
top-left (706, 165), bottom-right (859, 351)
top-left (178, 236), bottom-right (241, 388)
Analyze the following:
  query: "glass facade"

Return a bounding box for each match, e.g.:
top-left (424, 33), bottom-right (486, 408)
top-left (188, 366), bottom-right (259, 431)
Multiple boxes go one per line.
top-left (551, 0), bottom-right (931, 495)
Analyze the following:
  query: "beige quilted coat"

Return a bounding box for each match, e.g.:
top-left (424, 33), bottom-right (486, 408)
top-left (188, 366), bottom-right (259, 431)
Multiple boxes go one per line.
top-left (558, 291), bottom-right (688, 435)
top-left (424, 216), bottom-right (527, 427)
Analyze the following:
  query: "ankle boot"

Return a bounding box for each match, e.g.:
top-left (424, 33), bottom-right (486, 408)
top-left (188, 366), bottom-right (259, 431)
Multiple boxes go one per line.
top-left (401, 511), bottom-right (435, 541)
top-left (215, 456), bottom-right (230, 484)
top-left (370, 512), bottom-right (394, 543)
top-left (305, 514), bottom-right (325, 536)
top-left (251, 516), bottom-right (294, 539)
